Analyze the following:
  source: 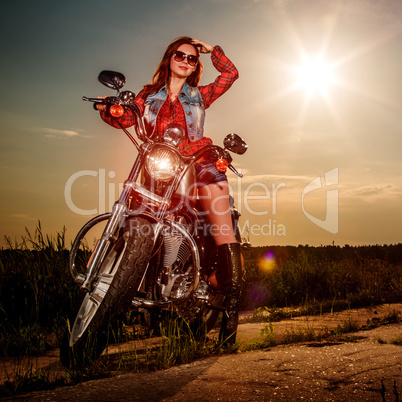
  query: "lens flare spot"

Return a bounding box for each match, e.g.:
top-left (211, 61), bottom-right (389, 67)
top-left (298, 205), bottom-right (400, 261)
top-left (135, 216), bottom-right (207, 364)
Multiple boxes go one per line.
top-left (259, 250), bottom-right (276, 272)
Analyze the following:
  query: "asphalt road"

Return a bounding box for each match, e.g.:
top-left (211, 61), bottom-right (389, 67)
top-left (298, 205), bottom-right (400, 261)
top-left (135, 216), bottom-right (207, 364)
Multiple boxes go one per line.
top-left (8, 321), bottom-right (402, 401)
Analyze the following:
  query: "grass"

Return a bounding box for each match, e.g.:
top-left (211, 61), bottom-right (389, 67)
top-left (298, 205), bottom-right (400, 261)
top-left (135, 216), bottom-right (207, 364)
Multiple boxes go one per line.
top-left (0, 222), bottom-right (79, 357)
top-left (1, 356), bottom-right (68, 396)
top-left (1, 224), bottom-right (401, 358)
top-left (0, 223), bottom-right (401, 396)
top-left (243, 299), bottom-right (360, 324)
top-left (0, 316), bottom-right (237, 397)
top-left (250, 309), bottom-right (401, 351)
top-left (112, 319), bottom-right (238, 374)
top-left (243, 244), bottom-right (402, 310)
top-left (376, 334), bottom-right (402, 346)
top-left (1, 306), bottom-right (400, 397)
top-left (253, 318), bottom-right (358, 350)
top-left (390, 335), bottom-right (402, 346)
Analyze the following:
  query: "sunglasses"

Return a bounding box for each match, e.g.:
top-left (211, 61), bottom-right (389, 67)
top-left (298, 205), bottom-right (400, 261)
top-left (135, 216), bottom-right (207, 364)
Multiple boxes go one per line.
top-left (173, 50), bottom-right (198, 66)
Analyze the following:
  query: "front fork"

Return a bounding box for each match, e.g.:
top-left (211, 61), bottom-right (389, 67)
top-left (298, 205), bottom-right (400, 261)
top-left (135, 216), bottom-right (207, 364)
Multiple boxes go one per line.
top-left (80, 202), bottom-right (128, 292)
top-left (80, 150), bottom-right (147, 292)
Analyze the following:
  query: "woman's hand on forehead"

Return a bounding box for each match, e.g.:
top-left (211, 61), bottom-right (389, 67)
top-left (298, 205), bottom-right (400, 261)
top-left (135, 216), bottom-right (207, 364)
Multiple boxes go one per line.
top-left (191, 39), bottom-right (213, 54)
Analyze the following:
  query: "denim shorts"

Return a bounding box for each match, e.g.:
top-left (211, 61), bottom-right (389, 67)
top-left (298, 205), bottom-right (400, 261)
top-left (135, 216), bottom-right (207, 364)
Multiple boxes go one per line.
top-left (194, 159), bottom-right (228, 187)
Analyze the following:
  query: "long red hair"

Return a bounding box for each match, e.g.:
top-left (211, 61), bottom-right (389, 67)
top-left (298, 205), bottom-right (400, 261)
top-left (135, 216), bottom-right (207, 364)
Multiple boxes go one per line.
top-left (142, 36), bottom-right (203, 99)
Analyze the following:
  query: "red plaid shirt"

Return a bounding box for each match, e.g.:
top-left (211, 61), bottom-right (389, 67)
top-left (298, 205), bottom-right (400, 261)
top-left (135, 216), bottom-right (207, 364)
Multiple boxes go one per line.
top-left (100, 46), bottom-right (238, 155)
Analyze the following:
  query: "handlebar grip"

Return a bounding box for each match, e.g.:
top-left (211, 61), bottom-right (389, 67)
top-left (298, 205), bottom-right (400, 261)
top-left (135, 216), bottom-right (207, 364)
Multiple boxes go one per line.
top-left (229, 164), bottom-right (243, 178)
top-left (82, 96), bottom-right (107, 103)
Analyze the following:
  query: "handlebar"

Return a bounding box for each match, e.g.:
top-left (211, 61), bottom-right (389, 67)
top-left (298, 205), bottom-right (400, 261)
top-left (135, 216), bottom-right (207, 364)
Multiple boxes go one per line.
top-left (185, 145), bottom-right (243, 178)
top-left (83, 94), bottom-right (148, 144)
top-left (228, 164), bottom-right (243, 178)
top-left (83, 94), bottom-right (244, 178)
top-left (82, 96), bottom-right (106, 103)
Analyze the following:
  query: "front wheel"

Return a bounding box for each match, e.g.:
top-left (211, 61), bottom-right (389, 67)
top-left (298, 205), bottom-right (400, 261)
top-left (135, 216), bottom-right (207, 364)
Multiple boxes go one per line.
top-left (60, 217), bottom-right (154, 369)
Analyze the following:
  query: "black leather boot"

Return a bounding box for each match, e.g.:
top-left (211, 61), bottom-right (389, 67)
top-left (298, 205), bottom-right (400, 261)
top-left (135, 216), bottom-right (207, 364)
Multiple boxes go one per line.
top-left (216, 242), bottom-right (242, 345)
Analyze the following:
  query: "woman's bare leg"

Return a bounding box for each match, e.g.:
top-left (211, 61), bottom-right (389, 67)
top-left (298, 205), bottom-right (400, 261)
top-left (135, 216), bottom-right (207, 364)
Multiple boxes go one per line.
top-left (197, 181), bottom-right (237, 246)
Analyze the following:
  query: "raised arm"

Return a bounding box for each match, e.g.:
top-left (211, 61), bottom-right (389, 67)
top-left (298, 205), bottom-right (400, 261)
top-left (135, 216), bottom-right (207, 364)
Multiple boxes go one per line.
top-left (196, 43), bottom-right (239, 109)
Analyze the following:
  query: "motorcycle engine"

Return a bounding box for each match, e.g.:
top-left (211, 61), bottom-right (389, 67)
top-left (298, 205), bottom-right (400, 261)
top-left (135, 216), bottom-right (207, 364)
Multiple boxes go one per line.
top-left (158, 226), bottom-right (194, 300)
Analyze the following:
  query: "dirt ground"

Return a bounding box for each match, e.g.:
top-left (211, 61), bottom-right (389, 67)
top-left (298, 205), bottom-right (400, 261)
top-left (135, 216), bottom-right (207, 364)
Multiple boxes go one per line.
top-left (3, 304), bottom-right (402, 401)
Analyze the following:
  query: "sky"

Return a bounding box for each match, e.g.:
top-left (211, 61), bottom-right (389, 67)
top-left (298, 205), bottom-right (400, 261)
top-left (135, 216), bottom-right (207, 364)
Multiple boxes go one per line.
top-left (1, 0), bottom-right (402, 247)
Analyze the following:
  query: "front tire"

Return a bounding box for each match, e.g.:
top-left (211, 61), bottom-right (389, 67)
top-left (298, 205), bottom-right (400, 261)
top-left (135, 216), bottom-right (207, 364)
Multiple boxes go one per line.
top-left (60, 217), bottom-right (154, 369)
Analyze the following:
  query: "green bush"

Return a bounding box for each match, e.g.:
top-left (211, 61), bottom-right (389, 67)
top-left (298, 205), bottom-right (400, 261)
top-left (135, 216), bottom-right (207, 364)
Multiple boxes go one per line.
top-left (0, 223), bottom-right (79, 356)
top-left (243, 244), bottom-right (402, 309)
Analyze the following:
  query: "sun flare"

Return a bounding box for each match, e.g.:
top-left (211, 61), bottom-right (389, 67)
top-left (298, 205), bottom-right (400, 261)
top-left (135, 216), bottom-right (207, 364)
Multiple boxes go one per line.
top-left (294, 57), bottom-right (336, 96)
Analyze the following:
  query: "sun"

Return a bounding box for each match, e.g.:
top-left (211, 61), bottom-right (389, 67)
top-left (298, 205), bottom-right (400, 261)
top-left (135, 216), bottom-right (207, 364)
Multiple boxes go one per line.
top-left (294, 56), bottom-right (336, 96)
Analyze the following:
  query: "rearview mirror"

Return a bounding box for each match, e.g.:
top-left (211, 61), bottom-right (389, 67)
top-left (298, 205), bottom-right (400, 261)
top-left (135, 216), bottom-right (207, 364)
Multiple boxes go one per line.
top-left (223, 133), bottom-right (248, 155)
top-left (98, 70), bottom-right (126, 91)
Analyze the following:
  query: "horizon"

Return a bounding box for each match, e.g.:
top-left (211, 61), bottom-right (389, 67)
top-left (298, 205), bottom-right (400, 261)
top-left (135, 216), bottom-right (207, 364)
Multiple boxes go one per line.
top-left (3, 220), bottom-right (401, 250)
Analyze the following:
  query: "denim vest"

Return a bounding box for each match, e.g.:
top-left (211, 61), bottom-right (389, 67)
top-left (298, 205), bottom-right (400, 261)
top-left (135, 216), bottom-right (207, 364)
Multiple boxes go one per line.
top-left (143, 82), bottom-right (205, 142)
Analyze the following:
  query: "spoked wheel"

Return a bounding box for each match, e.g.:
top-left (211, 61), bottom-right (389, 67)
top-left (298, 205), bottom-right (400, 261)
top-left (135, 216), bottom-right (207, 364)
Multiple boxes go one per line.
top-left (68, 235), bottom-right (127, 347)
top-left (60, 217), bottom-right (154, 369)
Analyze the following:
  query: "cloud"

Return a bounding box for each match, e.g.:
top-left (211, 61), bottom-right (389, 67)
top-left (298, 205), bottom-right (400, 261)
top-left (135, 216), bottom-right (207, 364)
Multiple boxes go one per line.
top-left (10, 214), bottom-right (37, 221)
top-left (345, 184), bottom-right (402, 201)
top-left (33, 127), bottom-right (82, 138)
top-left (239, 173), bottom-right (315, 191)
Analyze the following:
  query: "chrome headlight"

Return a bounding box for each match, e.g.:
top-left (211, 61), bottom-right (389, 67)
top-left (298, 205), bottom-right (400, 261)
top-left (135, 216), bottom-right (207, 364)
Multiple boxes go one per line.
top-left (146, 148), bottom-right (181, 181)
top-left (163, 123), bottom-right (185, 146)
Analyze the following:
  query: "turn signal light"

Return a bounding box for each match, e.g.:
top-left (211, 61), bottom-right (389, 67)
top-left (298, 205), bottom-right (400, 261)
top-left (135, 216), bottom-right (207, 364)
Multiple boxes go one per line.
top-left (110, 104), bottom-right (124, 117)
top-left (215, 158), bottom-right (229, 172)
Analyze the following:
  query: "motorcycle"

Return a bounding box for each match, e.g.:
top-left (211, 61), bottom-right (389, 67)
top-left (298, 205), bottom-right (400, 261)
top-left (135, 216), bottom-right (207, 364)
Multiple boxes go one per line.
top-left (60, 70), bottom-right (248, 368)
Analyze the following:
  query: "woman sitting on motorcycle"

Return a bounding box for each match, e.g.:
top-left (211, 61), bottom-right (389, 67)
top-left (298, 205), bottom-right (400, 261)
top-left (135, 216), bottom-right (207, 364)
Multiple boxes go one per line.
top-left (97, 36), bottom-right (241, 345)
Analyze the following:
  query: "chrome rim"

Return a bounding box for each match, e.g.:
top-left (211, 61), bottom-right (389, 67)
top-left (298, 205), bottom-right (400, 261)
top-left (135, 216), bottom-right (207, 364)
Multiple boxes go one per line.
top-left (69, 238), bottom-right (127, 346)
